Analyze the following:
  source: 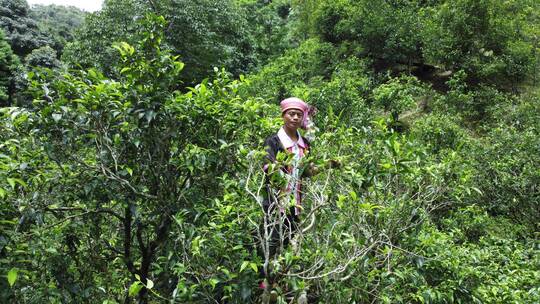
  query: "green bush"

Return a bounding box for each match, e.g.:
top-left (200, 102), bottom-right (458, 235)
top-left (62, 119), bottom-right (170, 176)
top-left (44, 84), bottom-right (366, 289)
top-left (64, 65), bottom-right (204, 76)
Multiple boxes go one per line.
top-left (460, 93), bottom-right (540, 225)
top-left (411, 113), bottom-right (469, 154)
top-left (373, 75), bottom-right (424, 122)
top-left (25, 45), bottom-right (60, 68)
top-left (244, 38), bottom-right (338, 102)
top-left (432, 71), bottom-right (513, 123)
top-left (0, 28), bottom-right (21, 106)
top-left (421, 0), bottom-right (538, 87)
top-left (3, 14), bottom-right (277, 303)
top-left (471, 125), bottom-right (539, 225)
top-left (308, 56), bottom-right (372, 126)
top-left (397, 224), bottom-right (540, 304)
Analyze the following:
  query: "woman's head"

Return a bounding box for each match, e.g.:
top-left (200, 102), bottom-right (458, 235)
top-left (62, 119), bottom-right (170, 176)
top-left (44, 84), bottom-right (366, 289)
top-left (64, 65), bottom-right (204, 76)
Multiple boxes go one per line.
top-left (280, 97), bottom-right (310, 130)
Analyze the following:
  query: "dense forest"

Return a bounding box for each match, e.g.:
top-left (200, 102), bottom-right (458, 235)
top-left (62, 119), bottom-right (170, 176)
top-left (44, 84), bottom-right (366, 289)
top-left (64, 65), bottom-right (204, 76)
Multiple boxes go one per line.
top-left (1, 0), bottom-right (539, 303)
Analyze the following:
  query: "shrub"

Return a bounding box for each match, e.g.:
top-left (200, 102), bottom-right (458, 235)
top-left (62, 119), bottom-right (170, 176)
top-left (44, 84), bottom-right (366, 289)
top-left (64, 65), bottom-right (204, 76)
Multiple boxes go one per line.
top-left (411, 113), bottom-right (469, 154)
top-left (243, 38), bottom-right (338, 102)
top-left (373, 75), bottom-right (424, 122)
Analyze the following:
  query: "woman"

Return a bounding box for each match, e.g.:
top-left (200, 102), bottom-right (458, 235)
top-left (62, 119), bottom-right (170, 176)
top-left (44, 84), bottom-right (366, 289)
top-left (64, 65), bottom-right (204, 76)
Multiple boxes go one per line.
top-left (263, 97), bottom-right (314, 215)
top-left (257, 97), bottom-right (314, 295)
top-left (261, 97), bottom-right (316, 260)
top-left (259, 97), bottom-right (338, 297)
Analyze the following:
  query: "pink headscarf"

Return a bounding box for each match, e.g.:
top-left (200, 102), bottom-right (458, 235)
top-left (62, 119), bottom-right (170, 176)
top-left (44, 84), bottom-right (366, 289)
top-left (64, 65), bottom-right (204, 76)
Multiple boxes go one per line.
top-left (280, 97), bottom-right (315, 129)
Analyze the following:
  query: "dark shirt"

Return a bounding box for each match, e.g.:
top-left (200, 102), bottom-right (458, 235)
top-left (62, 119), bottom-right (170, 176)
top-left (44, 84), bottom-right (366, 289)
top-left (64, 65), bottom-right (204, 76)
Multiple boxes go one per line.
top-left (263, 132), bottom-right (310, 213)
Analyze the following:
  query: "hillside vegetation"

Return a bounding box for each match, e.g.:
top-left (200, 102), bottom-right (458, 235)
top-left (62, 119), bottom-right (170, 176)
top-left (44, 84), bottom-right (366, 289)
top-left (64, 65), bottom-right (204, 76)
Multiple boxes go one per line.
top-left (1, 0), bottom-right (539, 303)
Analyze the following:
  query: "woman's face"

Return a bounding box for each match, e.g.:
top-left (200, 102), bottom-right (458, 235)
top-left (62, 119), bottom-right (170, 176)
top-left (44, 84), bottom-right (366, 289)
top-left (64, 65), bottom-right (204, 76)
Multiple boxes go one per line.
top-left (282, 109), bottom-right (304, 131)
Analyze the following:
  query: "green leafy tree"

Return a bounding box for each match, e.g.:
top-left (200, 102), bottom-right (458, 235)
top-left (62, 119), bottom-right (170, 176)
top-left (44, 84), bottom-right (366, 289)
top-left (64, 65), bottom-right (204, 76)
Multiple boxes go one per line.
top-left (29, 4), bottom-right (86, 56)
top-left (0, 0), bottom-right (50, 56)
top-left (3, 14), bottom-right (274, 303)
top-left (421, 0), bottom-right (539, 87)
top-left (373, 75), bottom-right (423, 122)
top-left (0, 28), bottom-right (21, 106)
top-left (25, 45), bottom-right (60, 68)
top-left (470, 97), bottom-right (540, 226)
top-left (292, 0), bottom-right (425, 67)
top-left (291, 0), bottom-right (539, 88)
top-left (157, 0), bottom-right (256, 83)
top-left (64, 0), bottom-right (257, 85)
top-left (236, 0), bottom-right (295, 68)
top-left (61, 0), bottom-right (144, 74)
top-left (243, 38), bottom-right (339, 102)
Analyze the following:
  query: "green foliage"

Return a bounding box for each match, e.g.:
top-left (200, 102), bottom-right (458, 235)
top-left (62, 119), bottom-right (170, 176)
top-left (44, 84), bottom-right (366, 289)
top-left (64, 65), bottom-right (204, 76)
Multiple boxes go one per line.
top-left (310, 57), bottom-right (372, 125)
top-left (0, 105), bottom-right (43, 302)
top-left (0, 0), bottom-right (80, 106)
top-left (421, 0), bottom-right (539, 87)
top-left (2, 14), bottom-right (278, 303)
top-left (292, 0), bottom-right (424, 64)
top-left (353, 0), bottom-right (425, 64)
top-left (61, 0), bottom-right (144, 74)
top-left (64, 0), bottom-right (259, 85)
top-left (0, 0), bottom-right (50, 56)
top-left (308, 0), bottom-right (351, 44)
top-left (7, 268), bottom-right (18, 287)
top-left (373, 75), bottom-right (424, 121)
top-left (1, 1), bottom-right (540, 303)
top-left (25, 45), bottom-right (60, 68)
top-left (470, 102), bottom-right (539, 225)
top-left (29, 4), bottom-right (86, 56)
top-left (156, 0), bottom-right (256, 83)
top-left (292, 0), bottom-right (540, 88)
top-left (237, 0), bottom-right (295, 67)
top-left (244, 38), bottom-right (338, 101)
top-left (407, 221), bottom-right (540, 304)
top-left (0, 28), bottom-right (21, 106)
top-left (410, 113), bottom-right (468, 154)
top-left (431, 70), bottom-right (513, 122)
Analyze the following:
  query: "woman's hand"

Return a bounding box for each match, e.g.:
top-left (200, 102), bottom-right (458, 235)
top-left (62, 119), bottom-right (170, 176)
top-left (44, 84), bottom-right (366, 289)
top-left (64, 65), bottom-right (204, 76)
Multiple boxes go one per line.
top-left (303, 159), bottom-right (341, 177)
top-left (327, 159), bottom-right (341, 169)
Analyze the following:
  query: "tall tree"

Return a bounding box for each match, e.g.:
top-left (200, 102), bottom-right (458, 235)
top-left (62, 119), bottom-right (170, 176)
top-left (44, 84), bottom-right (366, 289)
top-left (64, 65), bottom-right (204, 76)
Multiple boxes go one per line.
top-left (7, 14), bottom-right (273, 303)
top-left (25, 45), bottom-right (60, 68)
top-left (61, 0), bottom-right (144, 73)
top-left (0, 28), bottom-right (20, 106)
top-left (63, 0), bottom-right (256, 85)
top-left (0, 0), bottom-right (50, 56)
top-left (29, 4), bottom-right (86, 56)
